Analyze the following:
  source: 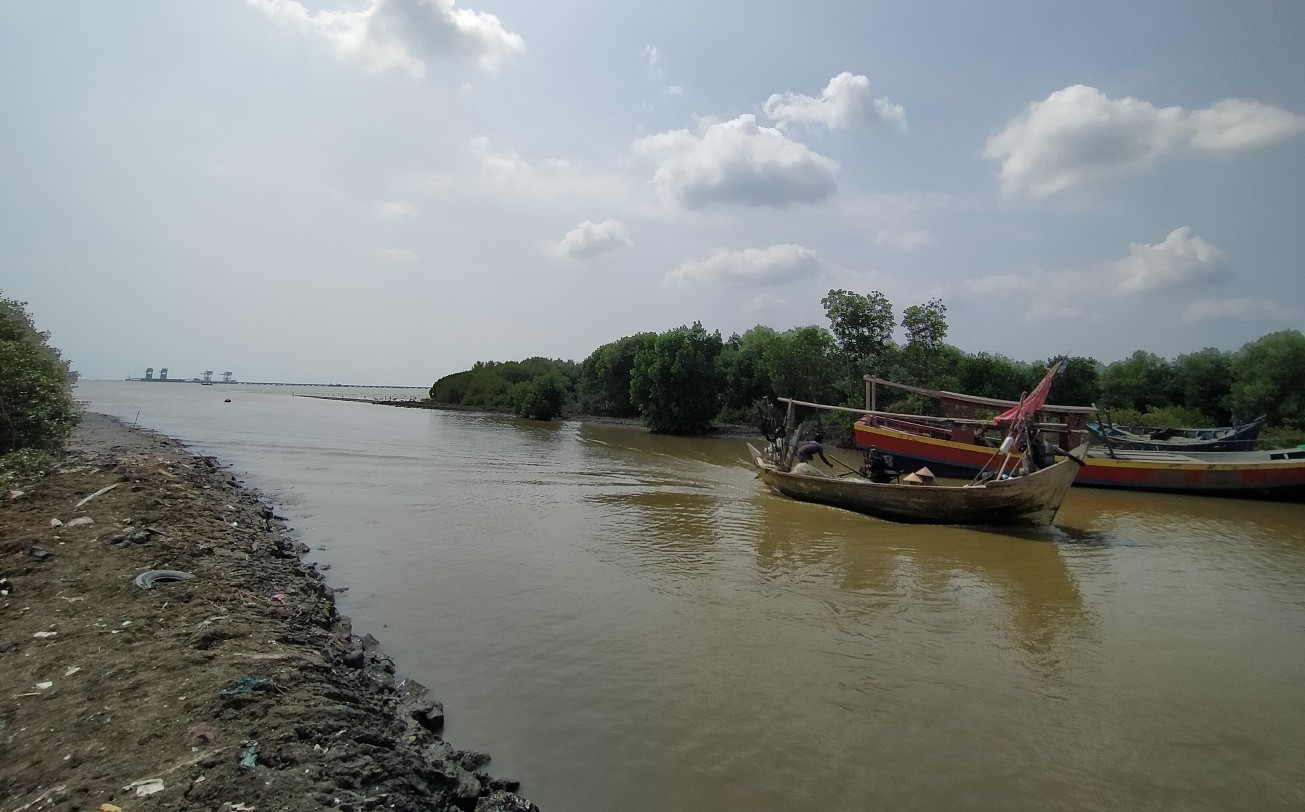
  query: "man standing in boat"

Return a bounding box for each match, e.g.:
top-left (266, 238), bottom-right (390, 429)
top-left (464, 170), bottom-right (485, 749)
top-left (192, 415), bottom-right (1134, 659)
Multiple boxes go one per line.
top-left (793, 433), bottom-right (834, 475)
top-left (1019, 429), bottom-right (1061, 475)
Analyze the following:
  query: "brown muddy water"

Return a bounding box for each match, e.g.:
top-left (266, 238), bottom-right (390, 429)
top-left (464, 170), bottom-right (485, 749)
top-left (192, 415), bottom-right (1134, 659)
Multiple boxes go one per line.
top-left (78, 381), bottom-right (1305, 811)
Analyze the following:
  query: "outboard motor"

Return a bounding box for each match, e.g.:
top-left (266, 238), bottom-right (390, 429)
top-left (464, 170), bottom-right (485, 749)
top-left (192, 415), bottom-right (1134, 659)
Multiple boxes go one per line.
top-left (861, 447), bottom-right (899, 483)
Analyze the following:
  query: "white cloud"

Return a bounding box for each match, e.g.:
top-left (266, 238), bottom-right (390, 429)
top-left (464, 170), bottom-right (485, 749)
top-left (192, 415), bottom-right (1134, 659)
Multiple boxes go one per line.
top-left (1023, 302), bottom-right (1096, 323)
top-left (376, 199), bottom-right (417, 220)
top-left (465, 137), bottom-right (630, 206)
top-left (639, 45), bottom-right (684, 102)
top-left (963, 270), bottom-right (1102, 323)
top-left (246, 0), bottom-right (524, 78)
top-left (966, 272), bottom-right (1031, 296)
top-left (1187, 98), bottom-right (1305, 152)
top-left (984, 85), bottom-right (1183, 198)
top-left (642, 45), bottom-right (663, 73)
top-left (471, 135), bottom-right (565, 185)
top-left (376, 247), bottom-right (419, 262)
top-left (984, 84), bottom-right (1305, 198)
top-left (873, 229), bottom-right (931, 252)
top-left (666, 244), bottom-right (822, 288)
top-left (965, 227), bottom-right (1227, 316)
top-left (404, 172), bottom-right (457, 193)
top-left (633, 115), bottom-right (839, 208)
top-left (763, 72), bottom-right (906, 131)
top-left (1113, 227), bottom-right (1228, 293)
top-left (743, 292), bottom-right (787, 313)
top-left (1181, 297), bottom-right (1294, 323)
top-left (552, 219), bottom-right (633, 260)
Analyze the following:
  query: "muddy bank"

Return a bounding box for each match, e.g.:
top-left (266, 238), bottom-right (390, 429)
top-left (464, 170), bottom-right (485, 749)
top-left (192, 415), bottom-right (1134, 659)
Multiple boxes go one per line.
top-left (0, 412), bottom-right (540, 812)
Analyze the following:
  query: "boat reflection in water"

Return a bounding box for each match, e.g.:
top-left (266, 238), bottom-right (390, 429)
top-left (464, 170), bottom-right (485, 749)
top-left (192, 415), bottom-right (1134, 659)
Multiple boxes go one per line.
top-left (747, 480), bottom-right (1094, 678)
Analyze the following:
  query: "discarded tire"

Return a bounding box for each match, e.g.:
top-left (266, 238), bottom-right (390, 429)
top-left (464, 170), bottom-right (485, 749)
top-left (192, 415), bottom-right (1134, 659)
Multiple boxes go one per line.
top-left (133, 569), bottom-right (196, 589)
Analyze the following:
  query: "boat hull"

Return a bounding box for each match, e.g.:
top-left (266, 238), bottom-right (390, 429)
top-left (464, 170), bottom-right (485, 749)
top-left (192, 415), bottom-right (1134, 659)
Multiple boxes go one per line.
top-left (854, 421), bottom-right (1305, 500)
top-left (752, 447), bottom-right (1083, 527)
top-left (1086, 416), bottom-right (1265, 452)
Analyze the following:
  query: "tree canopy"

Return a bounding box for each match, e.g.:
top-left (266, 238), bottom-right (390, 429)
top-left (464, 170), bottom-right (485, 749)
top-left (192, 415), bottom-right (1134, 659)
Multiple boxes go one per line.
top-left (629, 322), bottom-right (723, 434)
top-left (423, 288), bottom-right (1301, 446)
top-left (821, 289), bottom-right (894, 374)
top-left (0, 294), bottom-right (79, 468)
top-left (1228, 331), bottom-right (1305, 428)
top-left (577, 333), bottom-right (654, 418)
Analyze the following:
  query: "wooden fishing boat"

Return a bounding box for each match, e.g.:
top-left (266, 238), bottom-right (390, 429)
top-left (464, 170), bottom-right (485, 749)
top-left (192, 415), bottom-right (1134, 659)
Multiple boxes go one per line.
top-left (748, 442), bottom-right (1087, 527)
top-left (850, 371), bottom-right (1305, 500)
top-left (753, 362), bottom-right (1091, 525)
top-left (1085, 415), bottom-right (1265, 452)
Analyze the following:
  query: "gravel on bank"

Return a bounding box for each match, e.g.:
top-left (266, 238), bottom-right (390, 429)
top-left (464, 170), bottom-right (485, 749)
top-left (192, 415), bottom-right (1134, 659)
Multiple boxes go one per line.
top-left (0, 412), bottom-right (540, 812)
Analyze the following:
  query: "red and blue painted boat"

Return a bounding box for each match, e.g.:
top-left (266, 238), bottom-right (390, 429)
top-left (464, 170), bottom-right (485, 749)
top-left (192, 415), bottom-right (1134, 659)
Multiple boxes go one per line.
top-left (848, 366), bottom-right (1305, 501)
top-left (854, 418), bottom-right (1305, 499)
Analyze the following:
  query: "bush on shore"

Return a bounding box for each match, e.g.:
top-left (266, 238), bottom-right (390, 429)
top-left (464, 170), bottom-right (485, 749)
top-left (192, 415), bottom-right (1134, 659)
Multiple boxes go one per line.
top-left (0, 294), bottom-right (79, 486)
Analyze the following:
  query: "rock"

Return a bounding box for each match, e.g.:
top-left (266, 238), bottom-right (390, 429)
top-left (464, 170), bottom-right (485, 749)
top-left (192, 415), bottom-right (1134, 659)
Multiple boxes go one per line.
top-left (66, 517), bottom-right (94, 527)
top-left (398, 677), bottom-right (429, 702)
top-left (486, 777), bottom-right (521, 793)
top-left (450, 765), bottom-right (485, 803)
top-left (371, 671), bottom-right (396, 692)
top-left (27, 545), bottom-right (52, 560)
top-left (410, 700), bottom-right (445, 733)
top-left (109, 527), bottom-right (157, 546)
top-left (50, 518), bottom-right (63, 527)
top-left (421, 740), bottom-right (454, 764)
top-left (474, 790), bottom-right (541, 812)
top-left (455, 750), bottom-right (491, 771)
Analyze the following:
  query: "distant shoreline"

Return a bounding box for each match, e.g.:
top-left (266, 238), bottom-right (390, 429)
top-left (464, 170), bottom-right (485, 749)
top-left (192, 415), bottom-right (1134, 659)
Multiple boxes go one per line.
top-left (118, 378), bottom-right (428, 389)
top-left (303, 394), bottom-right (762, 437)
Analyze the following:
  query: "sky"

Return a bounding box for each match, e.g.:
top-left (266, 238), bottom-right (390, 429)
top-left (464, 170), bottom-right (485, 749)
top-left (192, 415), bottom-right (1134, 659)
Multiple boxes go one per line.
top-left (2, 1), bottom-right (1303, 387)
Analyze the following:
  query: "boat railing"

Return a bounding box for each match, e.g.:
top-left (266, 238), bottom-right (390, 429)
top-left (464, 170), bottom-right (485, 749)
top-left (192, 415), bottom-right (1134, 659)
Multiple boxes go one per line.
top-left (775, 397), bottom-right (1076, 448)
top-left (866, 414), bottom-right (954, 440)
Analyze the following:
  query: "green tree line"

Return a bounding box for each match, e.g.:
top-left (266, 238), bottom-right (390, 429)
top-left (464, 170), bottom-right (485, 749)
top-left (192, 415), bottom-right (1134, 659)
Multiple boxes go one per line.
top-left (0, 293), bottom-right (80, 485)
top-left (428, 289), bottom-right (1305, 447)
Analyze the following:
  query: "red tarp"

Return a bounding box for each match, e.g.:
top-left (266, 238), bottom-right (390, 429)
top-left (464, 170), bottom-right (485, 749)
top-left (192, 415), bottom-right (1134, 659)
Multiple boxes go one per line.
top-left (994, 359), bottom-right (1066, 425)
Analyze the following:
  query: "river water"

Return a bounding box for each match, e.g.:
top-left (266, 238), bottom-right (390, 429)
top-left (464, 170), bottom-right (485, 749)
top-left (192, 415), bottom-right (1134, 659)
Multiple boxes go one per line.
top-left (76, 380), bottom-right (1305, 811)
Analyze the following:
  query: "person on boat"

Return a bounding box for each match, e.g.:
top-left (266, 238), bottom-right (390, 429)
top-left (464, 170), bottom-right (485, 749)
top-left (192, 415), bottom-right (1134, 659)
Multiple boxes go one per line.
top-left (795, 434), bottom-right (832, 467)
top-left (1019, 429), bottom-right (1060, 474)
top-left (1032, 432), bottom-right (1060, 469)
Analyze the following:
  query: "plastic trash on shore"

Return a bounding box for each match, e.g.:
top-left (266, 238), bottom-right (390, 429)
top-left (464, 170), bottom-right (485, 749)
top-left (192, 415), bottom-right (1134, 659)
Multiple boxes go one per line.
top-left (221, 675), bottom-right (274, 696)
top-left (239, 740), bottom-right (259, 769)
top-left (127, 778), bottom-right (165, 797)
top-left (74, 483), bottom-right (119, 508)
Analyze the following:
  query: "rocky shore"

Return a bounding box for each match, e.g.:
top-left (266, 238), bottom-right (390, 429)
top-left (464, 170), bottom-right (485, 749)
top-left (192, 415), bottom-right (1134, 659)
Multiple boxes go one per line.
top-left (0, 412), bottom-right (540, 812)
